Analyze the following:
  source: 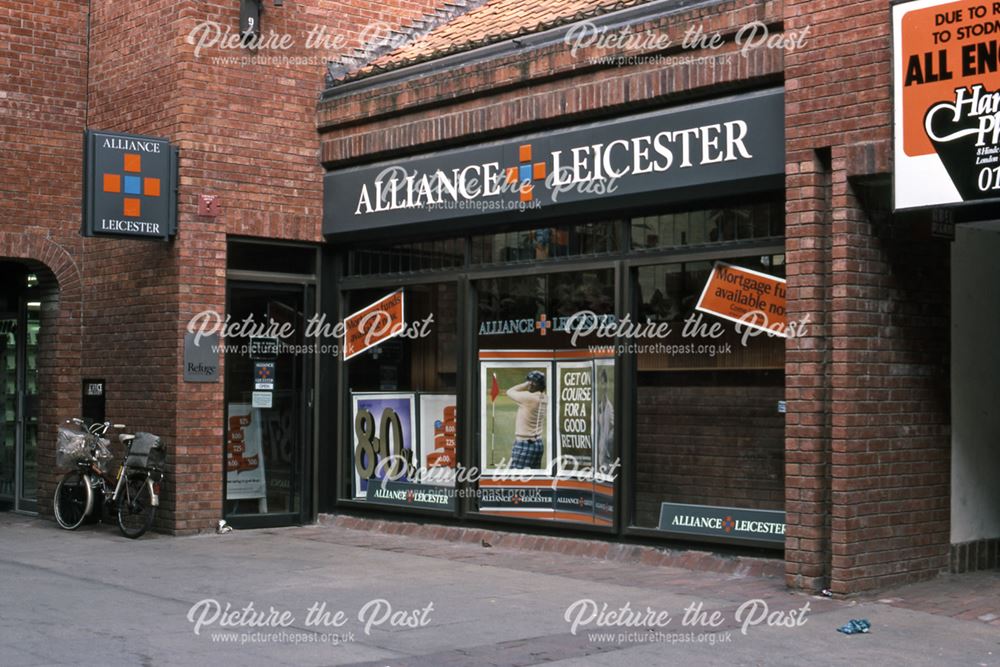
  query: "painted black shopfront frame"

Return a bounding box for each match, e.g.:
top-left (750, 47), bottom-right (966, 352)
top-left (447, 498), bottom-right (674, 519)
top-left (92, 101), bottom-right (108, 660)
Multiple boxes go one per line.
top-left (322, 222), bottom-right (786, 550)
top-left (320, 89), bottom-right (787, 551)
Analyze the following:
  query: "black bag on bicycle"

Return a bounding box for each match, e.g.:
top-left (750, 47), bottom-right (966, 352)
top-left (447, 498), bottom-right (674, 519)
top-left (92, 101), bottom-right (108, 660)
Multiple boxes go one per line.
top-left (126, 432), bottom-right (165, 470)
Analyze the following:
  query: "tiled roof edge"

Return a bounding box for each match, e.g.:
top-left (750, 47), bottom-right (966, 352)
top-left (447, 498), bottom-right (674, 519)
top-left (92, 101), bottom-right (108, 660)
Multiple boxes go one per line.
top-left (324, 0), bottom-right (651, 89)
top-left (325, 0), bottom-right (493, 86)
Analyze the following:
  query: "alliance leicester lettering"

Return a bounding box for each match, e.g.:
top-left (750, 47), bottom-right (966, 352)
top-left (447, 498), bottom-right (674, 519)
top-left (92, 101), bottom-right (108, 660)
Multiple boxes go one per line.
top-left (99, 219), bottom-right (161, 235)
top-left (671, 514), bottom-right (785, 535)
top-left (101, 137), bottom-right (162, 153)
top-left (354, 121), bottom-right (752, 215)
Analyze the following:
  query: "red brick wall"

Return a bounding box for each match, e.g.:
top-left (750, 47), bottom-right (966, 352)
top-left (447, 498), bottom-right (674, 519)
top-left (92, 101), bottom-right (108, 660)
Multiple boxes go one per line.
top-left (635, 380), bottom-right (786, 528)
top-left (319, 0), bottom-right (953, 595)
top-left (784, 0), bottom-right (952, 593)
top-left (318, 0), bottom-right (783, 162)
top-left (2, 0), bottom-right (448, 529)
top-left (0, 0), bottom-right (89, 511)
top-left (79, 0), bottom-right (445, 533)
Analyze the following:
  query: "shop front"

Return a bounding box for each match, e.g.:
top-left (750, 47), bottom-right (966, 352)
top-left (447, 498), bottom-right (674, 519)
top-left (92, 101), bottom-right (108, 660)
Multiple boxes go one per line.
top-left (320, 88), bottom-right (791, 549)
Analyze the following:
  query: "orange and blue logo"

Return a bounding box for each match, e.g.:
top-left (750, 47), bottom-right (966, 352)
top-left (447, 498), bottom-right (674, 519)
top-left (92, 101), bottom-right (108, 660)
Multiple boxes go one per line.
top-left (506, 144), bottom-right (546, 202)
top-left (101, 153), bottom-right (161, 218)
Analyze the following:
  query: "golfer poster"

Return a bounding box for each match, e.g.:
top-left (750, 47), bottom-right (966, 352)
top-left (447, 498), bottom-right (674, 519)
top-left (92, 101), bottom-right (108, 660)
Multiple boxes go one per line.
top-left (479, 361), bottom-right (552, 475)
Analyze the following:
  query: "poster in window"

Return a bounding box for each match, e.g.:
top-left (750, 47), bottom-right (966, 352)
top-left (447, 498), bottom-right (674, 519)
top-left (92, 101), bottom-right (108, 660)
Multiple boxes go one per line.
top-left (418, 393), bottom-right (457, 486)
top-left (554, 361), bottom-right (594, 471)
top-left (226, 403), bottom-right (267, 502)
top-left (592, 358), bottom-right (616, 481)
top-left (479, 361), bottom-right (552, 476)
top-left (351, 393), bottom-right (416, 498)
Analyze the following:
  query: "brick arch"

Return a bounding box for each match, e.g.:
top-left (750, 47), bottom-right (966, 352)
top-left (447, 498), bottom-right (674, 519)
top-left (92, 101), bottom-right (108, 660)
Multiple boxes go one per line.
top-left (0, 232), bottom-right (82, 298)
top-left (0, 232), bottom-right (82, 517)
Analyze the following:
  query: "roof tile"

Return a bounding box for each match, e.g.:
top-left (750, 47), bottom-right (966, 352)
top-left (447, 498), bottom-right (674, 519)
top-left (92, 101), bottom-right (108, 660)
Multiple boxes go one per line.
top-left (328, 0), bottom-right (651, 85)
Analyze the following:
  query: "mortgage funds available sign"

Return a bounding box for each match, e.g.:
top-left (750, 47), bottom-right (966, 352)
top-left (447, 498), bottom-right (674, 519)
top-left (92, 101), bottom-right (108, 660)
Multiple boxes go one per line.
top-left (83, 130), bottom-right (177, 240)
top-left (695, 262), bottom-right (788, 337)
top-left (893, 0), bottom-right (1000, 209)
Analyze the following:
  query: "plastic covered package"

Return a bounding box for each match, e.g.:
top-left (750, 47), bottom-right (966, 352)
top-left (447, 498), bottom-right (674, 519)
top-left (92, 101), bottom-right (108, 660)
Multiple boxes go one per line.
top-left (56, 422), bottom-right (92, 468)
top-left (93, 437), bottom-right (113, 471)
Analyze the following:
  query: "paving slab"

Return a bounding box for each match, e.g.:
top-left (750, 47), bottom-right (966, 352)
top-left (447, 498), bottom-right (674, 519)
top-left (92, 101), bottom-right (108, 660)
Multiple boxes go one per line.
top-left (0, 513), bottom-right (997, 666)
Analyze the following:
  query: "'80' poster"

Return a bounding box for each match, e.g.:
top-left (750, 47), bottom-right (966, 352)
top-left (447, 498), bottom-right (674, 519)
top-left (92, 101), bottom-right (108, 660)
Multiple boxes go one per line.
top-left (893, 0), bottom-right (1000, 209)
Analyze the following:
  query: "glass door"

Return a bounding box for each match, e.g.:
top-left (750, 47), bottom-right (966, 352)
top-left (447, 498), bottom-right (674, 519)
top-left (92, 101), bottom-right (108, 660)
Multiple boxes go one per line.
top-left (223, 281), bottom-right (314, 528)
top-left (0, 269), bottom-right (39, 513)
top-left (18, 301), bottom-right (39, 512)
top-left (0, 310), bottom-right (16, 509)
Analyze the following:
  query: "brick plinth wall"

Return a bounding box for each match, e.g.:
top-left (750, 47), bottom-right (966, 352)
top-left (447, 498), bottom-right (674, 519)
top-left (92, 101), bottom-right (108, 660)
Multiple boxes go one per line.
top-left (321, 513), bottom-right (786, 578)
top-left (635, 382), bottom-right (786, 528)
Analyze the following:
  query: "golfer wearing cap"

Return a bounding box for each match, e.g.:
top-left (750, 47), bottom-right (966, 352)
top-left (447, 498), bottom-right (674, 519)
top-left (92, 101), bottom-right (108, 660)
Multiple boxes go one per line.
top-left (507, 370), bottom-right (547, 469)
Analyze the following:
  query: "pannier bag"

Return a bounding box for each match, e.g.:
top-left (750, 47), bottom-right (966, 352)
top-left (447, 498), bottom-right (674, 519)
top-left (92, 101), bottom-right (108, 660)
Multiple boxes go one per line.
top-left (126, 432), bottom-right (166, 470)
top-left (56, 423), bottom-right (91, 468)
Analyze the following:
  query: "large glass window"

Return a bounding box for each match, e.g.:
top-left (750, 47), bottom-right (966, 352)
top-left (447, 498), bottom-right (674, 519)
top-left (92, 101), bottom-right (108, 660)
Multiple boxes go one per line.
top-left (632, 253), bottom-right (786, 534)
top-left (333, 198), bottom-right (785, 546)
top-left (631, 201), bottom-right (783, 251)
top-left (470, 220), bottom-right (621, 265)
top-left (473, 269), bottom-right (617, 527)
top-left (344, 282), bottom-right (458, 510)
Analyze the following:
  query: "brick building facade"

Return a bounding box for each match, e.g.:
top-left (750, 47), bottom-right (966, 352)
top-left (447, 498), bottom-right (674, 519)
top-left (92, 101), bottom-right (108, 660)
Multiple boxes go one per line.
top-left (2, 0), bottom-right (998, 596)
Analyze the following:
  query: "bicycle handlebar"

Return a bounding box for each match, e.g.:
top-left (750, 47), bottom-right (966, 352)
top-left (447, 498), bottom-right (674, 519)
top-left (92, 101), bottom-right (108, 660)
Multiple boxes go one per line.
top-left (68, 418), bottom-right (127, 435)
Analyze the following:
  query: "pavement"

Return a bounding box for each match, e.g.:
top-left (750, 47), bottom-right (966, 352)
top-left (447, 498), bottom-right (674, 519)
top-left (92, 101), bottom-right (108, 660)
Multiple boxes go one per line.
top-left (0, 512), bottom-right (998, 666)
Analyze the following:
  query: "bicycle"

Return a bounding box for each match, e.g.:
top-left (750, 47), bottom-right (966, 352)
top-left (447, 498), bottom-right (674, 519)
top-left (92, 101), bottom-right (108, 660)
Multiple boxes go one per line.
top-left (53, 419), bottom-right (164, 539)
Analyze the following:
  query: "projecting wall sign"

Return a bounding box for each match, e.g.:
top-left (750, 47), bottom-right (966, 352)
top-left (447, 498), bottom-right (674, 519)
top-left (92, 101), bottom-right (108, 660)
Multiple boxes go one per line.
top-left (82, 130), bottom-right (177, 240)
top-left (893, 0), bottom-right (1000, 210)
top-left (323, 89), bottom-right (784, 237)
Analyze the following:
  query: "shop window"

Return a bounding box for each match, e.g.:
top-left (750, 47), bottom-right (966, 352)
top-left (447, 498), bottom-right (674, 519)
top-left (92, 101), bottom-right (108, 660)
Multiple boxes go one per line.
top-left (470, 221), bottom-right (621, 265)
top-left (473, 269), bottom-right (617, 527)
top-left (630, 201), bottom-right (783, 251)
top-left (347, 238), bottom-right (464, 277)
top-left (344, 282), bottom-right (458, 510)
top-left (228, 240), bottom-right (318, 274)
top-left (632, 254), bottom-right (786, 536)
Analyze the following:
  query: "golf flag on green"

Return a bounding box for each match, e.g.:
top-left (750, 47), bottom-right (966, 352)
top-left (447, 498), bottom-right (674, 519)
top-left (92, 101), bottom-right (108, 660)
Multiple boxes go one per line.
top-left (490, 373), bottom-right (499, 466)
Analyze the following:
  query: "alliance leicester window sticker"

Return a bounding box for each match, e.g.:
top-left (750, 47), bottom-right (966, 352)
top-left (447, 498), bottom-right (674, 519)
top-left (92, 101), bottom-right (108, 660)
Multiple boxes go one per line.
top-left (893, 0), bottom-right (1000, 209)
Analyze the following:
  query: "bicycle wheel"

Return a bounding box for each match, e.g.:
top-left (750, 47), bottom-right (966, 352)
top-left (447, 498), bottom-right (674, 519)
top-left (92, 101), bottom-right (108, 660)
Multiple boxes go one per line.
top-left (117, 471), bottom-right (155, 539)
top-left (53, 469), bottom-right (93, 530)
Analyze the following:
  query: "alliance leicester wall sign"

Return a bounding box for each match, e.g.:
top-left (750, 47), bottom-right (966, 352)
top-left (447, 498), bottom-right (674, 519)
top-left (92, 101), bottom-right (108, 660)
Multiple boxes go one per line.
top-left (323, 88), bottom-right (784, 237)
top-left (83, 130), bottom-right (177, 240)
top-left (893, 0), bottom-right (1000, 210)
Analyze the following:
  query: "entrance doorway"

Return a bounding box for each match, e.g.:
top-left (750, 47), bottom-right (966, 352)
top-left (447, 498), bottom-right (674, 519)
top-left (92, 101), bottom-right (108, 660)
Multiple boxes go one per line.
top-left (0, 262), bottom-right (40, 513)
top-left (951, 221), bottom-right (1000, 569)
top-left (223, 278), bottom-right (315, 528)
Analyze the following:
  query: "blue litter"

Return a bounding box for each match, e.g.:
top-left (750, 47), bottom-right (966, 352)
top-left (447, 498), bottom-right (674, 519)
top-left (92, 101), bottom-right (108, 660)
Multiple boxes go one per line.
top-left (837, 619), bottom-right (871, 635)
